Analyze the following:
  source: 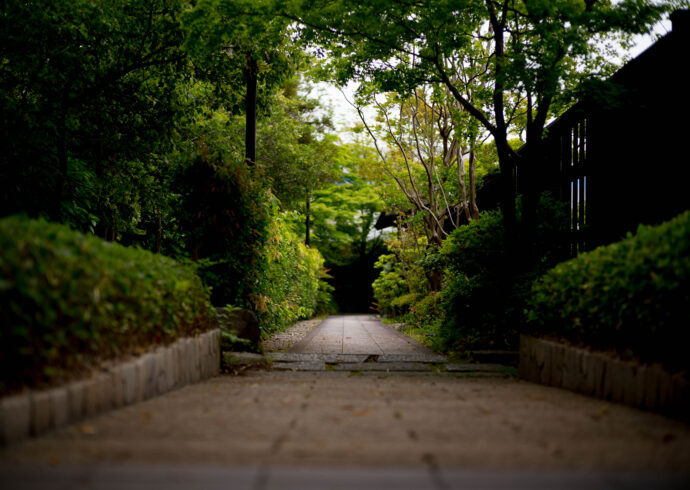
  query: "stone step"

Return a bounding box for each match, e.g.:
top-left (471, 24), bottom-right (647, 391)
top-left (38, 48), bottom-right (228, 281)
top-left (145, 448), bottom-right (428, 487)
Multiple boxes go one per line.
top-left (268, 353), bottom-right (369, 363)
top-left (468, 350), bottom-right (519, 366)
top-left (225, 352), bottom-right (513, 374)
top-left (268, 352), bottom-right (447, 364)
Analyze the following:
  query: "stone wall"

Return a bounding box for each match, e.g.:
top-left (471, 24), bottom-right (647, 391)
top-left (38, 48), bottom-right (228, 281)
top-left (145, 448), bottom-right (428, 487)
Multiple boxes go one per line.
top-left (519, 335), bottom-right (689, 419)
top-left (0, 329), bottom-right (220, 446)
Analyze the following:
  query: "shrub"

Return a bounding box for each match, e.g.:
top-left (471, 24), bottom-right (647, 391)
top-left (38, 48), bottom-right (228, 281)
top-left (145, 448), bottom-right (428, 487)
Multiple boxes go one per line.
top-left (526, 210), bottom-right (690, 372)
top-left (438, 192), bottom-right (569, 352)
top-left (372, 253), bottom-right (410, 317)
top-left (403, 292), bottom-right (444, 350)
top-left (0, 216), bottom-right (214, 393)
top-left (175, 142), bottom-right (269, 307)
top-left (439, 210), bottom-right (518, 350)
top-left (252, 210), bottom-right (328, 336)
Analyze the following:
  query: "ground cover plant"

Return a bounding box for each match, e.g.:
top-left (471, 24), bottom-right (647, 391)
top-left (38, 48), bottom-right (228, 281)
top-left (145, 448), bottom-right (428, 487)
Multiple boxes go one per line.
top-left (0, 216), bottom-right (214, 394)
top-left (526, 210), bottom-right (690, 373)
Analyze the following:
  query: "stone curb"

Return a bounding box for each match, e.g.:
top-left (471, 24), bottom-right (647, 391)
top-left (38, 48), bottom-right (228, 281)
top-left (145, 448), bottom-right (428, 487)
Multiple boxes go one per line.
top-left (519, 335), bottom-right (689, 419)
top-left (0, 329), bottom-right (220, 447)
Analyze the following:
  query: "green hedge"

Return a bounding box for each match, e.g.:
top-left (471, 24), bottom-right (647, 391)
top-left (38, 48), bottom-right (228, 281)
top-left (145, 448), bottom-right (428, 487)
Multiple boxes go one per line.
top-left (526, 210), bottom-right (690, 372)
top-left (252, 211), bottom-right (328, 336)
top-left (0, 216), bottom-right (214, 393)
top-left (439, 210), bottom-right (521, 350)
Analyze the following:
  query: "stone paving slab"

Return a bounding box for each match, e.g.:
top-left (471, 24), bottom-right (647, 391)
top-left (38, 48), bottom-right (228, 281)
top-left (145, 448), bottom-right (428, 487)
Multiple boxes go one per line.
top-left (445, 363), bottom-right (507, 373)
top-left (2, 464), bottom-right (687, 490)
top-left (268, 353), bottom-right (369, 364)
top-left (330, 362), bottom-right (432, 372)
top-left (377, 353), bottom-right (447, 363)
top-left (271, 361), bottom-right (326, 371)
top-left (289, 315), bottom-right (435, 356)
top-left (3, 372), bottom-right (690, 474)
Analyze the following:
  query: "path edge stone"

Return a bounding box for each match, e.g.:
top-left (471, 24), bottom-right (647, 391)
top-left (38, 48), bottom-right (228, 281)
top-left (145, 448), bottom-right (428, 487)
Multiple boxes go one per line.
top-left (0, 328), bottom-right (220, 447)
top-left (519, 335), bottom-right (689, 420)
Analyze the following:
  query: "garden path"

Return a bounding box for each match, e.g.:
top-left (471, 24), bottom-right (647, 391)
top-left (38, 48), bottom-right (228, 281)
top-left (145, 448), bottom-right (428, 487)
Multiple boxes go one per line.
top-left (289, 314), bottom-right (434, 355)
top-left (2, 315), bottom-right (690, 489)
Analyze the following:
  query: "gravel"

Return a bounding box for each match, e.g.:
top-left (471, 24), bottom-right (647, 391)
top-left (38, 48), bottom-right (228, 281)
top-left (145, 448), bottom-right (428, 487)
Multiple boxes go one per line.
top-left (261, 318), bottom-right (323, 352)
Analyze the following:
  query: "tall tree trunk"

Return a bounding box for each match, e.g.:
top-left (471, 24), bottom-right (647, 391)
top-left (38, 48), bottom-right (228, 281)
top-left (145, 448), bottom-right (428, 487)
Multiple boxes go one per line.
top-left (305, 195), bottom-right (311, 246)
top-left (468, 149), bottom-right (480, 220)
top-left (426, 270), bottom-right (442, 292)
top-left (457, 145), bottom-right (472, 223)
top-left (244, 54), bottom-right (257, 167)
top-left (495, 138), bottom-right (518, 256)
top-left (155, 208), bottom-right (162, 254)
top-left (53, 118), bottom-right (68, 222)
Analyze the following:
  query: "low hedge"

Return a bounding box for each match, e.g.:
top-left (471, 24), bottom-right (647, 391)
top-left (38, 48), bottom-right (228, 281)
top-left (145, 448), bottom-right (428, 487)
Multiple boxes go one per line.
top-left (526, 210), bottom-right (690, 372)
top-left (0, 216), bottom-right (214, 393)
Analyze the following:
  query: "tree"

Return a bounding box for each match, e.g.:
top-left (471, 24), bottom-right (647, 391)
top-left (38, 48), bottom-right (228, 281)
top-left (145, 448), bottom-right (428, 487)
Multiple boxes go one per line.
top-left (0, 0), bottom-right (191, 234)
top-left (353, 85), bottom-right (486, 247)
top-left (183, 0), bottom-right (301, 166)
top-left (256, 79), bottom-right (341, 245)
top-left (281, 0), bottom-right (670, 256)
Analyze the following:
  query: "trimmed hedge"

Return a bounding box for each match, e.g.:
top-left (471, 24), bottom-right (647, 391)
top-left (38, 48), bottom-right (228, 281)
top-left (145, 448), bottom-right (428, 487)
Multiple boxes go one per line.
top-left (526, 210), bottom-right (690, 372)
top-left (0, 216), bottom-right (214, 393)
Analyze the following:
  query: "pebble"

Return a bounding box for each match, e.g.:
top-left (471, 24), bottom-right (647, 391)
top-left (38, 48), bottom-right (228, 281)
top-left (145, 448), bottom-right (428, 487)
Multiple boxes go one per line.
top-left (261, 318), bottom-right (323, 352)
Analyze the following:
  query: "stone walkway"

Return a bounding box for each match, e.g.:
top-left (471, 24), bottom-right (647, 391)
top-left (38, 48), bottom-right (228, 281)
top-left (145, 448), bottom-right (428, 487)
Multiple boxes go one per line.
top-left (290, 314), bottom-right (432, 355)
top-left (2, 315), bottom-right (690, 489)
top-left (267, 314), bottom-right (506, 374)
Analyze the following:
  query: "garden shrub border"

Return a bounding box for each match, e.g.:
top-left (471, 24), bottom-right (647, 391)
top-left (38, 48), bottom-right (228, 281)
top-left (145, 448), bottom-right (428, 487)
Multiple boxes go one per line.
top-left (0, 329), bottom-right (220, 446)
top-left (525, 210), bottom-right (690, 374)
top-left (0, 215), bottom-right (214, 393)
top-left (520, 335), bottom-right (689, 420)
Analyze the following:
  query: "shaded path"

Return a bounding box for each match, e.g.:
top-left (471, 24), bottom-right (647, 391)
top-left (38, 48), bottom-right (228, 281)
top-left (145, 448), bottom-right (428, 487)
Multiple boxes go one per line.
top-left (2, 316), bottom-right (690, 489)
top-left (289, 315), bottom-right (433, 355)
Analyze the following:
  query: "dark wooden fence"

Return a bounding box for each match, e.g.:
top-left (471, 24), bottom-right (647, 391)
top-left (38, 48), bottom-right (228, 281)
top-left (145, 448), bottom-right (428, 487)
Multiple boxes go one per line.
top-left (518, 10), bottom-right (690, 256)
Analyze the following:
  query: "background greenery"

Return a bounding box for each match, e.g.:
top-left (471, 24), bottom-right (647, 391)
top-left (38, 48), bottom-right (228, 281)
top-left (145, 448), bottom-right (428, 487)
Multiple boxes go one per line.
top-left (0, 0), bottom-right (684, 392)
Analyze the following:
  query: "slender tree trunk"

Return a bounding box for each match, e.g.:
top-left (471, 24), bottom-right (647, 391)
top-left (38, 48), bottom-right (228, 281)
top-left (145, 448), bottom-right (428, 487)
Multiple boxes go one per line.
top-left (468, 149), bottom-right (480, 220)
top-left (522, 118), bottom-right (546, 262)
top-left (54, 119), bottom-right (68, 222)
top-left (495, 138), bottom-right (517, 255)
top-left (244, 54), bottom-right (257, 167)
top-left (305, 195), bottom-right (311, 246)
top-left (426, 270), bottom-right (442, 292)
top-left (155, 208), bottom-right (162, 254)
top-left (457, 146), bottom-right (471, 222)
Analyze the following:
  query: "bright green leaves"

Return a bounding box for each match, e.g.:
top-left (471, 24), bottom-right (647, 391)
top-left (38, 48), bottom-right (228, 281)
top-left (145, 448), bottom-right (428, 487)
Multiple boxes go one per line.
top-left (0, 215), bottom-right (213, 393)
top-left (256, 81), bottom-right (340, 211)
top-left (183, 0), bottom-right (301, 107)
top-left (253, 209), bottom-right (330, 335)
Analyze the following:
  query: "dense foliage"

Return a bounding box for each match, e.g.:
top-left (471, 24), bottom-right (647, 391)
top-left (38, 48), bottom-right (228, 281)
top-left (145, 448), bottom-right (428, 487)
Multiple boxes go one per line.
top-left (253, 208), bottom-right (330, 336)
top-left (0, 0), bottom-right (192, 234)
top-left (0, 0), bottom-right (340, 347)
top-left (174, 123), bottom-right (270, 307)
top-left (0, 216), bottom-right (214, 393)
top-left (371, 192), bottom-right (569, 353)
top-left (526, 210), bottom-right (690, 372)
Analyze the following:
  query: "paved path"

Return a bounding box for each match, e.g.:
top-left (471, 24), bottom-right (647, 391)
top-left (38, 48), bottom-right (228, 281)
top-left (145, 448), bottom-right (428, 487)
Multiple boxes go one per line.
top-left (2, 315), bottom-right (690, 489)
top-left (289, 314), bottom-right (433, 355)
